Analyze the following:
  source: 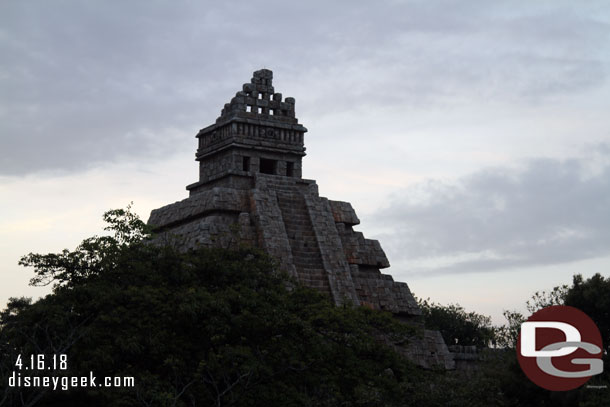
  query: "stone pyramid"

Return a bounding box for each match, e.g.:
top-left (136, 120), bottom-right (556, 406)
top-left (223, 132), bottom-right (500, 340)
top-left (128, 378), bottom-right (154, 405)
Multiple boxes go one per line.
top-left (148, 69), bottom-right (454, 369)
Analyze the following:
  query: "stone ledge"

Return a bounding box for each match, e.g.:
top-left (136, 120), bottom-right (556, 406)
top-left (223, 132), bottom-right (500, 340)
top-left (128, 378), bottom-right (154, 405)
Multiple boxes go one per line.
top-left (149, 187), bottom-right (250, 229)
top-left (329, 200), bottom-right (360, 225)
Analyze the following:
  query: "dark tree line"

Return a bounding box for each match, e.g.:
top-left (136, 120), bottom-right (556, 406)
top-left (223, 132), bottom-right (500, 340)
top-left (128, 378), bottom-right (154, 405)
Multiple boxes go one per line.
top-left (1, 207), bottom-right (609, 406)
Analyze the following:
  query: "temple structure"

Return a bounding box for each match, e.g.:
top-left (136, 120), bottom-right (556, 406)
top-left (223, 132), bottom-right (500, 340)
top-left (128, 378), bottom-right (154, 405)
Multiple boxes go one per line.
top-left (148, 69), bottom-right (454, 369)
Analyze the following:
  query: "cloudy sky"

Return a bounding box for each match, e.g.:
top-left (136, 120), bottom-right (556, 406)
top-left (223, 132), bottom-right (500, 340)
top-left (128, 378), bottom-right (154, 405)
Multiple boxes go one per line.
top-left (1, 0), bottom-right (609, 322)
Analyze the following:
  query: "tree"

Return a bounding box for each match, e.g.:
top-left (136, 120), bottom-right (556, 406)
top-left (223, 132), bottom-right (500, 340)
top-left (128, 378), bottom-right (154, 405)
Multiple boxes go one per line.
top-left (526, 284), bottom-right (569, 314)
top-left (564, 273), bottom-right (610, 354)
top-left (415, 275), bottom-right (610, 407)
top-left (416, 299), bottom-right (495, 348)
top-left (7, 206), bottom-right (607, 406)
top-left (1, 207), bottom-right (422, 407)
top-left (491, 274), bottom-right (610, 407)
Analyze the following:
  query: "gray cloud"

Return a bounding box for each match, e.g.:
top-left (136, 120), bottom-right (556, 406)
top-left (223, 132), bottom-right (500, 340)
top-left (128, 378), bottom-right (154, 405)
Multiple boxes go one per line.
top-left (1, 1), bottom-right (609, 175)
top-left (374, 145), bottom-right (610, 275)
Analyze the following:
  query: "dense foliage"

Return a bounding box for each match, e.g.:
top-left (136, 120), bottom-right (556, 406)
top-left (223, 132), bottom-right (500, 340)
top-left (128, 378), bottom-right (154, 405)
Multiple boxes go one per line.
top-left (1, 208), bottom-right (421, 406)
top-left (417, 299), bottom-right (495, 348)
top-left (1, 207), bottom-right (609, 406)
top-left (565, 274), bottom-right (610, 356)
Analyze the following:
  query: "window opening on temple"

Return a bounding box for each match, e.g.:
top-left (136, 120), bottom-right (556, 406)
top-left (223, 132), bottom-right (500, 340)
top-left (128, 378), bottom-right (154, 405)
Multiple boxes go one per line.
top-left (259, 158), bottom-right (276, 175)
top-left (286, 161), bottom-right (294, 177)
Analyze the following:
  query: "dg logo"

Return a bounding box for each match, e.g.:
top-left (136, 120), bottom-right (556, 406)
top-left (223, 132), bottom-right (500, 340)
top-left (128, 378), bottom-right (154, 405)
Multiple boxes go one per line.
top-left (517, 305), bottom-right (604, 391)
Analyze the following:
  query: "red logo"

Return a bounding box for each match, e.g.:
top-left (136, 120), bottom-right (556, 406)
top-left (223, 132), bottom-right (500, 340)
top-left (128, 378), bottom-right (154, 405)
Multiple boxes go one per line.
top-left (517, 305), bottom-right (603, 391)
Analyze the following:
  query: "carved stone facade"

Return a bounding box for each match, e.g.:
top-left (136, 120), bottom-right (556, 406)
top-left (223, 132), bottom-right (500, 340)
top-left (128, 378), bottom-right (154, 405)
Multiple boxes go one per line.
top-left (148, 69), bottom-right (454, 369)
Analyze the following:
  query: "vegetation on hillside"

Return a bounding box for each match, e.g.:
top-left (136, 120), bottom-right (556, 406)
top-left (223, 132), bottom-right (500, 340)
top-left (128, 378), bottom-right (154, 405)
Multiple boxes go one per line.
top-left (1, 207), bottom-right (608, 406)
top-left (1, 208), bottom-right (421, 406)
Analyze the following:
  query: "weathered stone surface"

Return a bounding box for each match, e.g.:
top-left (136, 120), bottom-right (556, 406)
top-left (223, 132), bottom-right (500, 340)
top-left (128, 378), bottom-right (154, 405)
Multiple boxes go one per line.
top-left (329, 200), bottom-right (360, 225)
top-left (402, 330), bottom-right (455, 370)
top-left (148, 69), bottom-right (454, 370)
top-left (149, 187), bottom-right (249, 229)
top-left (349, 265), bottom-right (420, 315)
top-left (336, 223), bottom-right (390, 268)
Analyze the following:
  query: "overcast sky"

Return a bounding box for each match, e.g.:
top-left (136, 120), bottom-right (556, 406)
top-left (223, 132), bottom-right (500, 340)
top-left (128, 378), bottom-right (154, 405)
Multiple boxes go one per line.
top-left (2, 0), bottom-right (609, 322)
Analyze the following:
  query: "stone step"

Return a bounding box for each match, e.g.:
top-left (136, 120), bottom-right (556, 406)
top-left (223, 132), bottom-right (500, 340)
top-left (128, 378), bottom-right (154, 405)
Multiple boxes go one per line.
top-left (292, 230), bottom-right (316, 236)
top-left (276, 190), bottom-right (330, 295)
top-left (299, 279), bottom-right (328, 288)
top-left (292, 250), bottom-right (320, 255)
